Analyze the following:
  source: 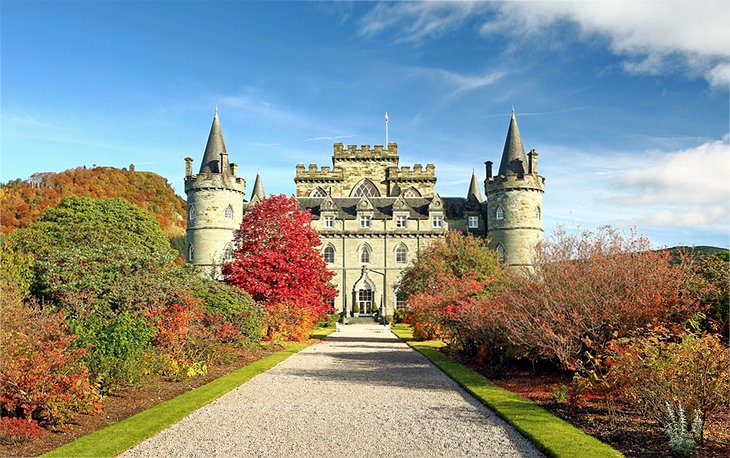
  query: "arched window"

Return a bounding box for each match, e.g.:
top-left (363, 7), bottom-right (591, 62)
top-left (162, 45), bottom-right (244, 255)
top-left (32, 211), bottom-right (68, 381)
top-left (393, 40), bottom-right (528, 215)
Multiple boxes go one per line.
top-left (323, 245), bottom-right (335, 264)
top-left (351, 179), bottom-right (381, 198)
top-left (496, 244), bottom-right (506, 263)
top-left (535, 206), bottom-right (541, 220)
top-left (496, 205), bottom-right (505, 221)
top-left (223, 243), bottom-right (234, 261)
top-left (395, 244), bottom-right (408, 264)
top-left (402, 187), bottom-right (421, 198)
top-left (360, 245), bottom-right (371, 264)
top-left (188, 205), bottom-right (196, 221)
top-left (224, 205), bottom-right (233, 220)
top-left (310, 187), bottom-right (327, 198)
top-left (188, 243), bottom-right (194, 262)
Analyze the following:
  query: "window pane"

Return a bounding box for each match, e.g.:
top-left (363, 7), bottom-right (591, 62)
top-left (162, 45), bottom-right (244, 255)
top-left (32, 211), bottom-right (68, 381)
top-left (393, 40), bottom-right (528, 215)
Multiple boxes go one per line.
top-left (352, 180), bottom-right (381, 197)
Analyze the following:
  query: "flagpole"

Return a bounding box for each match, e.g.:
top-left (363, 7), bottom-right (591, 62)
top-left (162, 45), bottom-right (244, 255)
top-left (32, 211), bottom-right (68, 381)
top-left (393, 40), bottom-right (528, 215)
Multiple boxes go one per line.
top-left (385, 112), bottom-right (389, 147)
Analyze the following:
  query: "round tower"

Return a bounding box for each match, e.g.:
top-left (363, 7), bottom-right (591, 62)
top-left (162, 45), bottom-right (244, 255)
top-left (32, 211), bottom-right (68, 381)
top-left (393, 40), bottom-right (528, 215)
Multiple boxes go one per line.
top-left (185, 111), bottom-right (246, 278)
top-left (484, 112), bottom-right (545, 269)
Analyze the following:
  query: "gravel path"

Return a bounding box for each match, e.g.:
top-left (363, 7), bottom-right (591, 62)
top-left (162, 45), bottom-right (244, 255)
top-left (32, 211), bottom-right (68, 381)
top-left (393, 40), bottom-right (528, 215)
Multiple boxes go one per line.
top-left (122, 323), bottom-right (543, 457)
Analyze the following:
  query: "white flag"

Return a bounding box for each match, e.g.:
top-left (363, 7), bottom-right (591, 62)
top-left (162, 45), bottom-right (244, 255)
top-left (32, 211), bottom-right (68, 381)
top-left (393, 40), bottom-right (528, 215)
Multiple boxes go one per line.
top-left (385, 112), bottom-right (389, 122)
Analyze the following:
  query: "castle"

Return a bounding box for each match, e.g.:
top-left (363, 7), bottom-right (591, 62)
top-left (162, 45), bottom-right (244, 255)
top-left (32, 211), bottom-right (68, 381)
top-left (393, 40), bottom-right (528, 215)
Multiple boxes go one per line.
top-left (184, 111), bottom-right (545, 318)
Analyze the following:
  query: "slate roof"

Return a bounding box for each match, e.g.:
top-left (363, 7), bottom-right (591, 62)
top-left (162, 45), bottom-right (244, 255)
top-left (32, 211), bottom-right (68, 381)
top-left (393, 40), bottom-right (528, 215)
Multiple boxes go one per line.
top-left (199, 112), bottom-right (228, 174)
top-left (497, 113), bottom-right (528, 177)
top-left (298, 196), bottom-right (475, 220)
top-left (467, 170), bottom-right (483, 202)
top-left (251, 172), bottom-right (265, 200)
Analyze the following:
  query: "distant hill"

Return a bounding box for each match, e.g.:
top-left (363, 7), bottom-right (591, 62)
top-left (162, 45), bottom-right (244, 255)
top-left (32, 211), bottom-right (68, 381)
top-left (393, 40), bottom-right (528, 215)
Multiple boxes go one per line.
top-left (0, 166), bottom-right (186, 236)
top-left (661, 245), bottom-right (729, 261)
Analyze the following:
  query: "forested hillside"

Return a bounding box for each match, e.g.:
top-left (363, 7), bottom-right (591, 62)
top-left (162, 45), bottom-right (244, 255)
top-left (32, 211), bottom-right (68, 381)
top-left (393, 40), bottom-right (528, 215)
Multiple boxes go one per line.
top-left (0, 166), bottom-right (186, 235)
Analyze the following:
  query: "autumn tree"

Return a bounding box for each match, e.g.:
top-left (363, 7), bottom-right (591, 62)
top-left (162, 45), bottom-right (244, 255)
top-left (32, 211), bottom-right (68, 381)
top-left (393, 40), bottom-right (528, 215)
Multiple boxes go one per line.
top-left (223, 195), bottom-right (336, 341)
top-left (399, 232), bottom-right (506, 348)
top-left (497, 226), bottom-right (701, 371)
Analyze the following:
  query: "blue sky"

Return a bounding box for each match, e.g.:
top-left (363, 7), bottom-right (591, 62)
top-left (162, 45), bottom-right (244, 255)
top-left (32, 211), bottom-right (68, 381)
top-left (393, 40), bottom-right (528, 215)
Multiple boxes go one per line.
top-left (2, 1), bottom-right (729, 248)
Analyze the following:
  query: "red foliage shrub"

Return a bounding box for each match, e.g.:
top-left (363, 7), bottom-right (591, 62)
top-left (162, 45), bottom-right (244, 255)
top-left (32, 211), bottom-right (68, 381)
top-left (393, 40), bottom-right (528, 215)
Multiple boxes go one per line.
top-left (498, 226), bottom-right (700, 371)
top-left (0, 281), bottom-right (101, 426)
top-left (263, 301), bottom-right (318, 342)
top-left (224, 195), bottom-right (336, 338)
top-left (0, 417), bottom-right (45, 444)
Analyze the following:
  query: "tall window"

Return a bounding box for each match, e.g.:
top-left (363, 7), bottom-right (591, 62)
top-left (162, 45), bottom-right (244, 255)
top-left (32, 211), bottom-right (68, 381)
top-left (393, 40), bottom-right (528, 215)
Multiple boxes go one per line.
top-left (188, 205), bottom-right (196, 222)
top-left (395, 244), bottom-right (407, 264)
top-left (224, 205), bottom-right (233, 220)
top-left (395, 215), bottom-right (407, 228)
top-left (432, 216), bottom-right (443, 228)
top-left (324, 246), bottom-right (335, 264)
top-left (468, 215), bottom-right (479, 228)
top-left (496, 206), bottom-right (505, 221)
top-left (360, 245), bottom-right (371, 264)
top-left (535, 206), bottom-right (541, 220)
top-left (223, 243), bottom-right (234, 261)
top-left (310, 187), bottom-right (327, 198)
top-left (402, 187), bottom-right (421, 198)
top-left (351, 179), bottom-right (381, 198)
top-left (188, 243), bottom-right (194, 262)
top-left (496, 244), bottom-right (506, 263)
top-left (324, 216), bottom-right (334, 228)
top-left (360, 215), bottom-right (372, 228)
top-left (396, 291), bottom-right (407, 309)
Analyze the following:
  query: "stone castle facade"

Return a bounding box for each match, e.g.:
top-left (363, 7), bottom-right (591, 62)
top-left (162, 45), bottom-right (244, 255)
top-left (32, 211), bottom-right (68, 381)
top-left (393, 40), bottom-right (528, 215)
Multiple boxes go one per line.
top-left (184, 111), bottom-right (545, 318)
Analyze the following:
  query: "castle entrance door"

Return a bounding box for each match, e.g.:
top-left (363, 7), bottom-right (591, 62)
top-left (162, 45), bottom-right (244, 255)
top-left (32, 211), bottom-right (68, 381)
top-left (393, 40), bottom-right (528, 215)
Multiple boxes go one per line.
top-left (358, 288), bottom-right (374, 315)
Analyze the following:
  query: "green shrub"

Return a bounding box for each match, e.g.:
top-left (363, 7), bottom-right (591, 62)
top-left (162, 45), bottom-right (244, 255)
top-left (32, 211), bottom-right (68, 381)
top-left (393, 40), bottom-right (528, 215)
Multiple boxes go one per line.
top-left (68, 312), bottom-right (155, 393)
top-left (551, 384), bottom-right (569, 404)
top-left (393, 308), bottom-right (407, 323)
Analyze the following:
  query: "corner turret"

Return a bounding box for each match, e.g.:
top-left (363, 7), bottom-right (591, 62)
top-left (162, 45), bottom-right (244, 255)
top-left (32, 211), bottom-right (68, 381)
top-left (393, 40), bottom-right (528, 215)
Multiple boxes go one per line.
top-left (184, 110), bottom-right (246, 278)
top-left (485, 111), bottom-right (545, 269)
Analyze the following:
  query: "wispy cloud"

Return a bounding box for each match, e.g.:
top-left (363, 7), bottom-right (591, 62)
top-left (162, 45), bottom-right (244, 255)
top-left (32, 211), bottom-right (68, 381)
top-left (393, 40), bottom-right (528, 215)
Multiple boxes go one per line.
top-left (358, 2), bottom-right (487, 44)
top-left (357, 1), bottom-right (730, 88)
top-left (306, 134), bottom-right (356, 142)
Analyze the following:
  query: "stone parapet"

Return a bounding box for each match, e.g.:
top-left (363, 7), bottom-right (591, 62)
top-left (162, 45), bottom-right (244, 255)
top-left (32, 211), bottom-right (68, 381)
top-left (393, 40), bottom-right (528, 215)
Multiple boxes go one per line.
top-left (184, 173), bottom-right (246, 194)
top-left (333, 142), bottom-right (399, 160)
top-left (387, 164), bottom-right (437, 183)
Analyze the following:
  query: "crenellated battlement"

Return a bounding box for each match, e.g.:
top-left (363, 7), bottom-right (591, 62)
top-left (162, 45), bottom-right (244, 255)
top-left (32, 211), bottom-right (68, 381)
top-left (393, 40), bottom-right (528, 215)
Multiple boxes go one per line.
top-left (184, 172), bottom-right (246, 194)
top-left (294, 163), bottom-right (344, 181)
top-left (333, 142), bottom-right (399, 159)
top-left (387, 163), bottom-right (437, 182)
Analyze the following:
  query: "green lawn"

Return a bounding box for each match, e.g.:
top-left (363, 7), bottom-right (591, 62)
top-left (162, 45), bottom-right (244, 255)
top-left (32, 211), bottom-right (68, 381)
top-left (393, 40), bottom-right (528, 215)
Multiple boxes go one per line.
top-left (44, 328), bottom-right (334, 457)
top-left (390, 324), bottom-right (622, 458)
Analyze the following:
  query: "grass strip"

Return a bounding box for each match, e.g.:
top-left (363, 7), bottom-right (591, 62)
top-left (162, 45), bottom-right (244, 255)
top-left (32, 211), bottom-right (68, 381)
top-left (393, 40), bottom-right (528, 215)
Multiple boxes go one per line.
top-left (390, 325), bottom-right (622, 458)
top-left (45, 329), bottom-right (334, 458)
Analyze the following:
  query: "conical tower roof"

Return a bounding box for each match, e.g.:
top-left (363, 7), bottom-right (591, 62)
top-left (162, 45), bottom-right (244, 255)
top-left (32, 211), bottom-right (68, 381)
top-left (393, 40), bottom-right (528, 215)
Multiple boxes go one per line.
top-left (199, 110), bottom-right (228, 174)
top-left (497, 111), bottom-right (527, 177)
top-left (467, 169), bottom-right (482, 202)
top-left (251, 170), bottom-right (265, 201)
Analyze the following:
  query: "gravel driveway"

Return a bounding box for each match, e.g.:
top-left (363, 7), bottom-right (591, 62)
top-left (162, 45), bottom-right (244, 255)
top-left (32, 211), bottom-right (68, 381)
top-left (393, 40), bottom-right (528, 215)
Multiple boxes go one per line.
top-left (122, 323), bottom-right (543, 457)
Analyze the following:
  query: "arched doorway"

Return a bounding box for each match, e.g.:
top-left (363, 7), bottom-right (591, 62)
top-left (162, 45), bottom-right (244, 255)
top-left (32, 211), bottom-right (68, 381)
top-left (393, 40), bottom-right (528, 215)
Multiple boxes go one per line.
top-left (352, 268), bottom-right (377, 316)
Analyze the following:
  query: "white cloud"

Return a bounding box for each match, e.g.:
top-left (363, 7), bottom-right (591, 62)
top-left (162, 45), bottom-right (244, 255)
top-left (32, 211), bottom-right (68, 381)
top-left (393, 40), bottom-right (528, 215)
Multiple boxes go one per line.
top-left (357, 1), bottom-right (730, 88)
top-left (483, 1), bottom-right (730, 88)
top-left (616, 136), bottom-right (730, 207)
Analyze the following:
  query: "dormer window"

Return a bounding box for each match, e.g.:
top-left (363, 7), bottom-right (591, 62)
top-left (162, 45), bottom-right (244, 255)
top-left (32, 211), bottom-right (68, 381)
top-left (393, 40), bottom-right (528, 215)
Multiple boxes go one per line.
top-left (395, 215), bottom-right (407, 228)
top-left (468, 215), bottom-right (479, 228)
top-left (324, 216), bottom-right (334, 228)
top-left (360, 215), bottom-right (372, 228)
top-left (496, 206), bottom-right (505, 221)
top-left (432, 216), bottom-right (443, 228)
